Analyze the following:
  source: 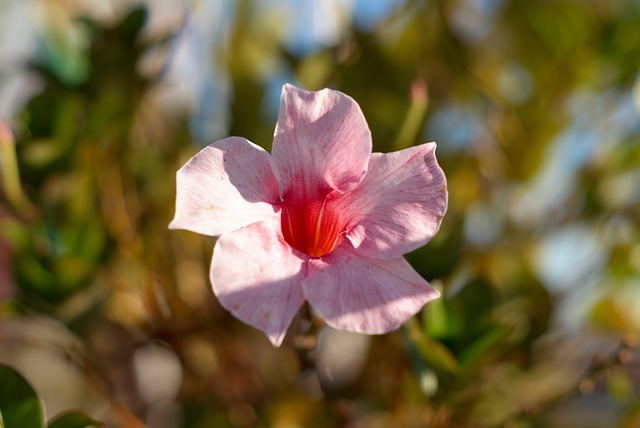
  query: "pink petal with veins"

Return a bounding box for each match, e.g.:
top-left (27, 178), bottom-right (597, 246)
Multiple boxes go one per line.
top-left (211, 221), bottom-right (307, 346)
top-left (169, 137), bottom-right (281, 236)
top-left (303, 244), bottom-right (440, 334)
top-left (343, 142), bottom-right (448, 259)
top-left (271, 84), bottom-right (372, 201)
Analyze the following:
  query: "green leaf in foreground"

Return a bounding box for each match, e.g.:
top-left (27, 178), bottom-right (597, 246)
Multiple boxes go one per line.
top-left (48, 411), bottom-right (104, 428)
top-left (0, 364), bottom-right (46, 428)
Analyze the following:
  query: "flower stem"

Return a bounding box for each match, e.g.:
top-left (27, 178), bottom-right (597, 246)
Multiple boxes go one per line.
top-left (392, 79), bottom-right (429, 151)
top-left (292, 303), bottom-right (322, 369)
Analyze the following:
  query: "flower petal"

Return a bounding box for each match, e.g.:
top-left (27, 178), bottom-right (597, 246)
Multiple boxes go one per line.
top-left (169, 137), bottom-right (281, 236)
top-left (343, 142), bottom-right (447, 259)
top-left (211, 221), bottom-right (306, 346)
top-left (303, 245), bottom-right (439, 334)
top-left (271, 84), bottom-right (372, 202)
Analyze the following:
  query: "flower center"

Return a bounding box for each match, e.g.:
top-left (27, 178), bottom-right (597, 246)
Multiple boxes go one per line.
top-left (281, 194), bottom-right (344, 258)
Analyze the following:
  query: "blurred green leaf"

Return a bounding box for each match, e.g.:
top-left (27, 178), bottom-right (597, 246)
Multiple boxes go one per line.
top-left (0, 364), bottom-right (45, 428)
top-left (423, 295), bottom-right (463, 341)
top-left (459, 327), bottom-right (510, 368)
top-left (48, 411), bottom-right (104, 428)
top-left (40, 23), bottom-right (91, 86)
top-left (406, 318), bottom-right (460, 374)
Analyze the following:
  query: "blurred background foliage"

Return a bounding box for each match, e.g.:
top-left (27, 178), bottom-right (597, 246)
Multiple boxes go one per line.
top-left (0, 0), bottom-right (639, 427)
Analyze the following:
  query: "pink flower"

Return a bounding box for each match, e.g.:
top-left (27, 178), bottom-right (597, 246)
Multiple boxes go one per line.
top-left (170, 84), bottom-right (448, 346)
